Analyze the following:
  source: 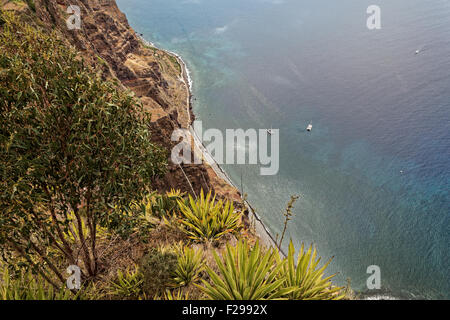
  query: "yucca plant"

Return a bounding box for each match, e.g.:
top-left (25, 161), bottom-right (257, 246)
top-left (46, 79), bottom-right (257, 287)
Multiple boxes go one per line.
top-left (176, 190), bottom-right (242, 242)
top-left (198, 240), bottom-right (293, 300)
top-left (152, 189), bottom-right (186, 218)
top-left (164, 288), bottom-right (190, 300)
top-left (109, 266), bottom-right (143, 299)
top-left (278, 241), bottom-right (345, 300)
top-left (0, 268), bottom-right (74, 300)
top-left (173, 246), bottom-right (204, 287)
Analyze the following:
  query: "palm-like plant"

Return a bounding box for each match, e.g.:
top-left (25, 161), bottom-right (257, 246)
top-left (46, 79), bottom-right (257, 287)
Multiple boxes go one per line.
top-left (173, 246), bottom-right (204, 287)
top-left (152, 189), bottom-right (186, 218)
top-left (198, 240), bottom-right (293, 300)
top-left (278, 241), bottom-right (345, 300)
top-left (176, 190), bottom-right (242, 242)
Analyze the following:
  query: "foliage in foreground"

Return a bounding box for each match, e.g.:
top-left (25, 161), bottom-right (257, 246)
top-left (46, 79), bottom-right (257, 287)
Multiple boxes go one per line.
top-left (198, 240), bottom-right (345, 300)
top-left (277, 242), bottom-right (345, 300)
top-left (198, 240), bottom-right (293, 300)
top-left (176, 190), bottom-right (242, 242)
top-left (0, 12), bottom-right (167, 286)
top-left (109, 266), bottom-right (144, 300)
top-left (173, 246), bottom-right (204, 287)
top-left (139, 248), bottom-right (178, 297)
top-left (0, 267), bottom-right (73, 300)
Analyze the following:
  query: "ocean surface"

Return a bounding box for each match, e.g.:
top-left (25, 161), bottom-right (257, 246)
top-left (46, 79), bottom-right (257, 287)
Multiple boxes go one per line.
top-left (116, 0), bottom-right (450, 299)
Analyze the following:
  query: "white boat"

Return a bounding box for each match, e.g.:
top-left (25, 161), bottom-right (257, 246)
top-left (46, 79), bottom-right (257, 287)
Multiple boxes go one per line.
top-left (415, 50), bottom-right (420, 55)
top-left (306, 122), bottom-right (312, 132)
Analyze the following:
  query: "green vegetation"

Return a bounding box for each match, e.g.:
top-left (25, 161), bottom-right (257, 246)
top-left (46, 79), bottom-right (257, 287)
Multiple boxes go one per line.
top-left (0, 267), bottom-right (73, 300)
top-left (198, 240), bottom-right (292, 300)
top-left (164, 288), bottom-right (190, 300)
top-left (0, 12), bottom-right (166, 287)
top-left (109, 266), bottom-right (143, 300)
top-left (10, 0), bottom-right (35, 12)
top-left (176, 190), bottom-right (243, 242)
top-left (199, 240), bottom-right (344, 300)
top-left (167, 54), bottom-right (182, 74)
top-left (25, 0), bottom-right (35, 12)
top-left (277, 241), bottom-right (344, 300)
top-left (149, 189), bottom-right (186, 218)
top-left (140, 248), bottom-right (178, 297)
top-left (173, 246), bottom-right (204, 287)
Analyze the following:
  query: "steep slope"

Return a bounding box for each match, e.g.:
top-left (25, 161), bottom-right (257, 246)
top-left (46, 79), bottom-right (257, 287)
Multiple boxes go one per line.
top-left (2, 0), bottom-right (240, 200)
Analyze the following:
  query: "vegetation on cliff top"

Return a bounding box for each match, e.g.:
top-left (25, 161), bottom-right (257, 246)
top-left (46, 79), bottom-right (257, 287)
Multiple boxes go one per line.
top-left (0, 11), bottom-right (167, 285)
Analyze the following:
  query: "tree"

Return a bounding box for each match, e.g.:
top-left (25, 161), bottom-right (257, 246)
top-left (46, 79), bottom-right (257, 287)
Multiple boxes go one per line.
top-left (0, 12), bottom-right (167, 287)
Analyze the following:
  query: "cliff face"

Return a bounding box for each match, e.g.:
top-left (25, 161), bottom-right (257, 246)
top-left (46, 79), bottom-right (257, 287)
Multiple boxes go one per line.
top-left (4, 0), bottom-right (240, 200)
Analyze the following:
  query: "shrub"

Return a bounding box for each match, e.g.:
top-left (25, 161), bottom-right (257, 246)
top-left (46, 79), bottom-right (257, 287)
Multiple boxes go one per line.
top-left (107, 189), bottom-right (184, 240)
top-left (140, 248), bottom-right (178, 297)
top-left (277, 241), bottom-right (345, 300)
top-left (176, 190), bottom-right (242, 242)
top-left (173, 246), bottom-right (204, 287)
top-left (0, 12), bottom-right (166, 286)
top-left (107, 201), bottom-right (158, 240)
top-left (198, 240), bottom-right (293, 300)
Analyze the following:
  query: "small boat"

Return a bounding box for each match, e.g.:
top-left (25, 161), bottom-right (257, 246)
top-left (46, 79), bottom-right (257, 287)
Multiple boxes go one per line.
top-left (267, 128), bottom-right (273, 135)
top-left (306, 122), bottom-right (312, 132)
top-left (415, 50), bottom-right (420, 55)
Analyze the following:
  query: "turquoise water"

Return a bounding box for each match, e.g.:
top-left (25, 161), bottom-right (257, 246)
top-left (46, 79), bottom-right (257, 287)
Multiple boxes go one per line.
top-left (116, 0), bottom-right (450, 299)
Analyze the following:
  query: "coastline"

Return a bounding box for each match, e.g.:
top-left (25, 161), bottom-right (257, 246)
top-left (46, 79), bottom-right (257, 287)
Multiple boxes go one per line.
top-left (137, 34), bottom-right (284, 254)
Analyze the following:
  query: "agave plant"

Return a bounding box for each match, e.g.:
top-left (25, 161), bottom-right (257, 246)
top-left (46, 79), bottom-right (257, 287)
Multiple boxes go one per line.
top-left (109, 266), bottom-right (143, 299)
top-left (176, 189), bottom-right (242, 242)
top-left (152, 189), bottom-right (186, 218)
top-left (164, 288), bottom-right (190, 300)
top-left (173, 246), bottom-right (204, 287)
top-left (198, 240), bottom-right (293, 300)
top-left (278, 241), bottom-right (345, 300)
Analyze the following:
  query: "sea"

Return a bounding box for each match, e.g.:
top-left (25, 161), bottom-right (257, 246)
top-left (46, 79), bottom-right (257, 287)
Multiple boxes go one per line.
top-left (116, 0), bottom-right (450, 299)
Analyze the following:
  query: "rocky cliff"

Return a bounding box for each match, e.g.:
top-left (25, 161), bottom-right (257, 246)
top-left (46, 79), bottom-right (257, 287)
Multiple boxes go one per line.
top-left (2, 0), bottom-right (240, 201)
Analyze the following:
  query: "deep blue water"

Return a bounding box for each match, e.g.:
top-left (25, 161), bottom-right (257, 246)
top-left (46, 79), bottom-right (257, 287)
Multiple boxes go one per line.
top-left (116, 0), bottom-right (450, 299)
